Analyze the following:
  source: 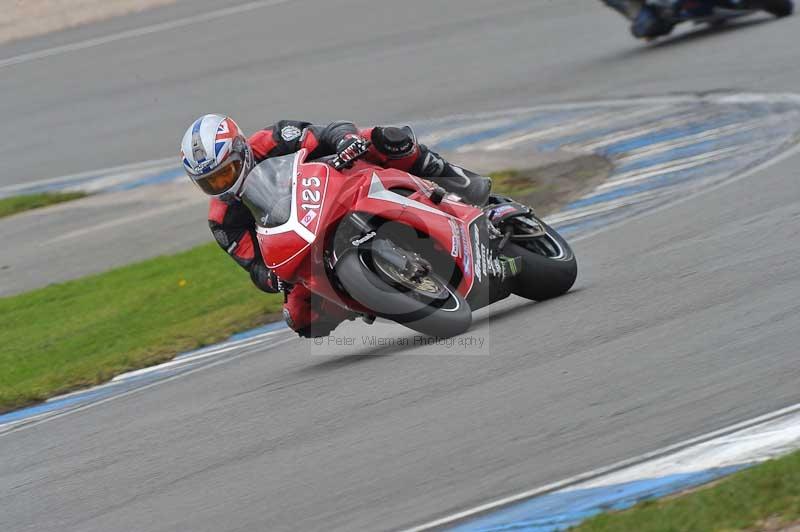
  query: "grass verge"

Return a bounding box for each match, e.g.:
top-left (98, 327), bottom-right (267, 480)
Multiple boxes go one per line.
top-left (490, 155), bottom-right (612, 216)
top-left (573, 449), bottom-right (800, 532)
top-left (490, 169), bottom-right (540, 197)
top-left (0, 243), bottom-right (282, 413)
top-left (0, 191), bottom-right (88, 218)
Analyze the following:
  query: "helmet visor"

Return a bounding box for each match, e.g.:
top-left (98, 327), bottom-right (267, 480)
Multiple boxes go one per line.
top-left (195, 158), bottom-right (244, 196)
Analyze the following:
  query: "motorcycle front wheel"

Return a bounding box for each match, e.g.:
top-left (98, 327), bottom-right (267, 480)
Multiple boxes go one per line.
top-left (335, 248), bottom-right (472, 338)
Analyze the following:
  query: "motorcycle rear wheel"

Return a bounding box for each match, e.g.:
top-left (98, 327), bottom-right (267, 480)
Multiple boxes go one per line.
top-left (335, 250), bottom-right (472, 338)
top-left (505, 221), bottom-right (577, 301)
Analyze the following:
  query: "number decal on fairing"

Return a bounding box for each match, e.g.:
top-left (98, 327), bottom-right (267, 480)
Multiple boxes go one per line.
top-left (300, 176), bottom-right (323, 212)
top-left (301, 190), bottom-right (320, 203)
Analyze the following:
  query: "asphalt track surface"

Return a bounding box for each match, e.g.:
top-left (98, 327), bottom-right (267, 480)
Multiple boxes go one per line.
top-left (2, 1), bottom-right (800, 531)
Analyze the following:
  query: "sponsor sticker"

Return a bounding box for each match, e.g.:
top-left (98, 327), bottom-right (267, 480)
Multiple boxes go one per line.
top-left (489, 204), bottom-right (518, 222)
top-left (300, 209), bottom-right (317, 227)
top-left (281, 125), bottom-right (302, 141)
top-left (461, 222), bottom-right (472, 277)
top-left (472, 224), bottom-right (482, 282)
top-left (448, 219), bottom-right (461, 258)
top-left (193, 159), bottom-right (215, 174)
top-left (351, 231), bottom-right (376, 246)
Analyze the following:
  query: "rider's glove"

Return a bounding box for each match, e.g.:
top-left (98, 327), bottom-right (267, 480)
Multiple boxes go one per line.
top-left (250, 261), bottom-right (282, 293)
top-left (332, 136), bottom-right (370, 170)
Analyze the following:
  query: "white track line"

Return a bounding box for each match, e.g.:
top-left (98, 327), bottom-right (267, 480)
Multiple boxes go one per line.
top-left (480, 111), bottom-right (626, 151)
top-left (617, 117), bottom-right (778, 164)
top-left (112, 329), bottom-right (286, 381)
top-left (0, 329), bottom-right (289, 433)
top-left (571, 136), bottom-right (800, 244)
top-left (0, 335), bottom-right (295, 437)
top-left (0, 0), bottom-right (293, 70)
top-left (400, 402), bottom-right (800, 532)
top-left (596, 146), bottom-right (744, 191)
top-left (580, 411), bottom-right (800, 489)
top-left (479, 107), bottom-right (679, 152)
top-left (0, 157), bottom-right (176, 196)
top-left (570, 110), bottom-right (723, 152)
top-left (420, 117), bottom-right (520, 146)
top-left (545, 186), bottom-right (677, 225)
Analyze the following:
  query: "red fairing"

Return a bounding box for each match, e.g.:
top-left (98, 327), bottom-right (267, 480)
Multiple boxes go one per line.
top-left (254, 150), bottom-right (483, 314)
top-left (256, 156), bottom-right (335, 282)
top-left (343, 165), bottom-right (480, 296)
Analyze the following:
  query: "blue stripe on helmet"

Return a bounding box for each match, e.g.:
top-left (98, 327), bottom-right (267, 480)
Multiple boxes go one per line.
top-left (191, 117), bottom-right (208, 164)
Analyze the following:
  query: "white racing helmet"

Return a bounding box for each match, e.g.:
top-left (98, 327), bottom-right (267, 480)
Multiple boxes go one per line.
top-left (181, 114), bottom-right (253, 200)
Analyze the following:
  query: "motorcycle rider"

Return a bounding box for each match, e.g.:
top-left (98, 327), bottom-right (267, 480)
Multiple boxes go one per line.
top-left (180, 114), bottom-right (492, 338)
top-left (604, 0), bottom-right (793, 38)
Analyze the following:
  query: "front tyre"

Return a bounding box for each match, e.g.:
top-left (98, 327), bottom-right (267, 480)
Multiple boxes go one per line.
top-left (506, 221), bottom-right (577, 301)
top-left (335, 251), bottom-right (472, 338)
top-left (761, 0), bottom-right (794, 16)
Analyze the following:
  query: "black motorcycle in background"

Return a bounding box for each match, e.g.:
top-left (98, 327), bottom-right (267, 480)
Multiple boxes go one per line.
top-left (602, 0), bottom-right (793, 39)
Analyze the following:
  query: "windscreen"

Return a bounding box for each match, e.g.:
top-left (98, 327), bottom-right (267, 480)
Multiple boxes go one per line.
top-left (240, 154), bottom-right (295, 228)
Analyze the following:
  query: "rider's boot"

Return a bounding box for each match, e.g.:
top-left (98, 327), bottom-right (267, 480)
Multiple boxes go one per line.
top-left (409, 144), bottom-right (491, 206)
top-left (370, 126), bottom-right (493, 206)
top-left (426, 167), bottom-right (492, 207)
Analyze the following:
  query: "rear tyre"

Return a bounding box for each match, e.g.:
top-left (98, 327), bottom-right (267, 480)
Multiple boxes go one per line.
top-left (506, 221), bottom-right (577, 301)
top-left (761, 0), bottom-right (794, 16)
top-left (335, 250), bottom-right (472, 338)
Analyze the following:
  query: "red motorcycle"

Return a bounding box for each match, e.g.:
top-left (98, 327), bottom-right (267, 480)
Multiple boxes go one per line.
top-left (241, 148), bottom-right (577, 338)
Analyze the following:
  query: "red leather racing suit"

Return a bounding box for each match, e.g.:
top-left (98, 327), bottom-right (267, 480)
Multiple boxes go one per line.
top-left (208, 120), bottom-right (489, 338)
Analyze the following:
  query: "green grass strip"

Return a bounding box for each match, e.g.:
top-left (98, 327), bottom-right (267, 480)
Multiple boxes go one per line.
top-left (573, 449), bottom-right (800, 532)
top-left (0, 243), bottom-right (282, 413)
top-left (490, 169), bottom-right (539, 197)
top-left (0, 191), bottom-right (88, 218)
